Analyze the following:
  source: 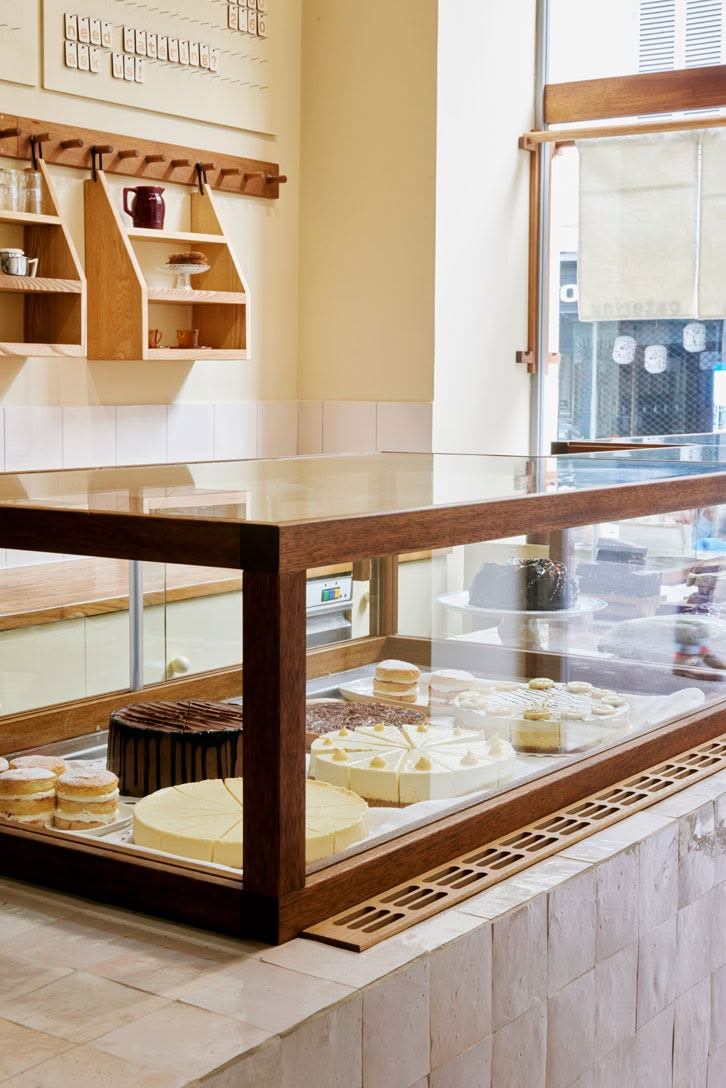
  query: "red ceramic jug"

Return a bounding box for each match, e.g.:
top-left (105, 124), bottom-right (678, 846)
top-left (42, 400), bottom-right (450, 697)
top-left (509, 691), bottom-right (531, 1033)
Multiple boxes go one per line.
top-left (123, 185), bottom-right (166, 229)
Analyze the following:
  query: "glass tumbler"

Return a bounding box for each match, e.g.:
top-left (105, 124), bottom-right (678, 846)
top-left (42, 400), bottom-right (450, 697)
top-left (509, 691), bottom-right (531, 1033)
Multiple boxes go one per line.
top-left (20, 171), bottom-right (42, 215)
top-left (0, 169), bottom-right (18, 212)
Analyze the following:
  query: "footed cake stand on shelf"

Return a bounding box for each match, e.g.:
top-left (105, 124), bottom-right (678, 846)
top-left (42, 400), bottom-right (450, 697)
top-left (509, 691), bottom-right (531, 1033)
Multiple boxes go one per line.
top-left (436, 591), bottom-right (607, 649)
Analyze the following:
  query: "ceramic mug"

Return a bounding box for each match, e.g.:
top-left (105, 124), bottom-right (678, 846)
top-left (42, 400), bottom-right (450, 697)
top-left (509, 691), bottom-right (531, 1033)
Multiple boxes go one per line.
top-left (177, 328), bottom-right (199, 349)
top-left (148, 328), bottom-right (162, 348)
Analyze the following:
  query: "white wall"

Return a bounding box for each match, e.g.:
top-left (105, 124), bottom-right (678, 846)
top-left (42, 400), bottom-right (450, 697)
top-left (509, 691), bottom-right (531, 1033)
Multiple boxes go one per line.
top-left (0, 1), bottom-right (302, 472)
top-left (297, 0), bottom-right (438, 404)
top-left (432, 0), bottom-right (535, 455)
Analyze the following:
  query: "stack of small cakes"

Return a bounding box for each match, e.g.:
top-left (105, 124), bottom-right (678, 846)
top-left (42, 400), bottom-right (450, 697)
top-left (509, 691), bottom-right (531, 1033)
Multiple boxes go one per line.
top-left (0, 756), bottom-right (119, 831)
top-left (55, 769), bottom-right (120, 830)
top-left (373, 660), bottom-right (421, 703)
top-left (0, 755), bottom-right (66, 829)
top-left (428, 669), bottom-right (476, 708)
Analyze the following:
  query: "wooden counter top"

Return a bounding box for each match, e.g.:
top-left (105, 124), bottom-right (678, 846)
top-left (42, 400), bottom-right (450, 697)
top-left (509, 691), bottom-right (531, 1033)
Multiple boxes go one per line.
top-left (0, 557), bottom-right (243, 631)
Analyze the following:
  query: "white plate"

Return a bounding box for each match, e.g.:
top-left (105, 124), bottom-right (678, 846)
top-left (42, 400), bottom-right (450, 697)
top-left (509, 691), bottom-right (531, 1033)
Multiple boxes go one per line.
top-left (436, 590), bottom-right (607, 619)
top-left (55, 801), bottom-right (134, 837)
top-left (338, 674), bottom-right (434, 714)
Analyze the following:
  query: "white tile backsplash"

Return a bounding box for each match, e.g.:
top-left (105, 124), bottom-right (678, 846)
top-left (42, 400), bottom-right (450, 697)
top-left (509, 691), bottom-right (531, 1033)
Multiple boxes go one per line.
top-left (672, 978), bottom-right (711, 1085)
top-left (362, 961), bottom-right (429, 1088)
top-left (257, 401), bottom-right (298, 458)
top-left (491, 1001), bottom-right (546, 1088)
top-left (678, 804), bottom-right (715, 909)
top-left (322, 401), bottom-right (377, 454)
top-left (430, 926), bottom-right (491, 1070)
top-left (594, 944), bottom-right (637, 1061)
top-left (166, 404), bottom-right (214, 463)
top-left (62, 406), bottom-right (117, 469)
top-left (213, 402), bottom-right (257, 460)
top-left (639, 824), bottom-right (679, 934)
top-left (376, 402), bottom-right (433, 453)
top-left (637, 916), bottom-right (677, 1028)
top-left (676, 894), bottom-right (713, 996)
top-left (548, 870), bottom-right (596, 994)
top-left (116, 406), bottom-right (167, 466)
top-left (492, 896), bottom-right (547, 1030)
top-left (5, 406), bottom-right (63, 470)
top-left (297, 401), bottom-right (323, 456)
top-left (596, 846), bottom-right (639, 961)
top-left (546, 970), bottom-right (595, 1088)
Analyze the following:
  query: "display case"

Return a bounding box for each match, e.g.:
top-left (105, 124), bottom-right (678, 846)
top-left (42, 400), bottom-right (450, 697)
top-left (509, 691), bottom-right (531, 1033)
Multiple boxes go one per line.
top-left (1, 452), bottom-right (726, 943)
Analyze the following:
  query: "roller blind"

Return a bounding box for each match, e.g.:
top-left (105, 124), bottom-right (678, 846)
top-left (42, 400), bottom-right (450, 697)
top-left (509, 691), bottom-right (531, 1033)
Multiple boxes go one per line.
top-left (578, 127), bottom-right (726, 321)
top-left (577, 131), bottom-right (700, 322)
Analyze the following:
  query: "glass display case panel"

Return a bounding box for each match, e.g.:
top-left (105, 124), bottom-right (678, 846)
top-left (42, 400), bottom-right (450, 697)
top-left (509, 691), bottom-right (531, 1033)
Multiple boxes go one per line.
top-left (3, 454), bottom-right (726, 528)
top-left (0, 550), bottom-right (131, 717)
top-left (303, 503), bottom-right (726, 872)
top-left (141, 561), bottom-right (243, 685)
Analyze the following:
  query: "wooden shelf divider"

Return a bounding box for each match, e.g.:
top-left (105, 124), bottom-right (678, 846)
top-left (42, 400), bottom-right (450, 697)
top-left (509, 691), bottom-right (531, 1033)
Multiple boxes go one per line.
top-left (84, 172), bottom-right (249, 361)
top-left (0, 275), bottom-right (83, 294)
top-left (0, 161), bottom-right (86, 358)
top-left (147, 287), bottom-right (246, 305)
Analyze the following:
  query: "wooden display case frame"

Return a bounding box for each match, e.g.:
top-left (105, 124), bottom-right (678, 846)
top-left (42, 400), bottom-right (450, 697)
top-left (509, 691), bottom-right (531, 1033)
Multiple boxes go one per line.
top-left (0, 456), bottom-right (726, 943)
top-left (84, 171), bottom-right (249, 360)
top-left (0, 161), bottom-right (86, 358)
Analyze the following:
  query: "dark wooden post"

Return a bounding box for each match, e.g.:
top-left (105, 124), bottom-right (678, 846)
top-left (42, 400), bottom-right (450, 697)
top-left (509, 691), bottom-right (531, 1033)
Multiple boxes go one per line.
top-left (242, 569), bottom-right (307, 934)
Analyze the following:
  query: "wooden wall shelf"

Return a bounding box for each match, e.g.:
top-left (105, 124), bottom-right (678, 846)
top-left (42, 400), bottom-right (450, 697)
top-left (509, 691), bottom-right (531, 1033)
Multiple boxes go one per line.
top-left (0, 275), bottom-right (83, 294)
top-left (84, 172), bottom-right (249, 361)
top-left (0, 162), bottom-right (86, 358)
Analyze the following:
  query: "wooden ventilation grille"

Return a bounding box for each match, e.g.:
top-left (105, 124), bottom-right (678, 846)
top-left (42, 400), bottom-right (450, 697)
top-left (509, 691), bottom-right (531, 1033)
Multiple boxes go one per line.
top-left (303, 735), bottom-right (726, 952)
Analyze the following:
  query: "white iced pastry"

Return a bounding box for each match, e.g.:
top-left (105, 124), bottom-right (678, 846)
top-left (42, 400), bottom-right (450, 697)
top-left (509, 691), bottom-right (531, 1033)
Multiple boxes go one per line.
top-left (310, 720), bottom-right (515, 805)
top-left (452, 679), bottom-right (630, 753)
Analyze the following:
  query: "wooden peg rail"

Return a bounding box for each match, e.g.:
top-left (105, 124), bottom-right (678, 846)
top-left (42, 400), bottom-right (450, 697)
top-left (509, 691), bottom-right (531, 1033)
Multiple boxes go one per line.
top-left (0, 113), bottom-right (285, 200)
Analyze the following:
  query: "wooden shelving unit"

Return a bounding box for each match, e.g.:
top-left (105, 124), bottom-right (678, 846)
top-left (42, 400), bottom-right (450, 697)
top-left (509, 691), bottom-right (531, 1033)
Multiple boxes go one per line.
top-left (0, 162), bottom-right (86, 359)
top-left (84, 172), bottom-right (250, 361)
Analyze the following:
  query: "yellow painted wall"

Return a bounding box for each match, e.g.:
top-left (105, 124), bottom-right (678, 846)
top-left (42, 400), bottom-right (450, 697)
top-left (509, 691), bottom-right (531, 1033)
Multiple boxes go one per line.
top-left (0, 2), bottom-right (302, 405)
top-left (297, 0), bottom-right (438, 403)
top-left (432, 0), bottom-right (535, 455)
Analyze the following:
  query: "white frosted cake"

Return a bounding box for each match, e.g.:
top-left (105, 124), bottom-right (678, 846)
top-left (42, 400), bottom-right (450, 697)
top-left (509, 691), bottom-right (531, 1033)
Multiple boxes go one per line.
top-left (454, 679), bottom-right (630, 754)
top-left (309, 720), bottom-right (515, 805)
top-left (133, 777), bottom-right (369, 866)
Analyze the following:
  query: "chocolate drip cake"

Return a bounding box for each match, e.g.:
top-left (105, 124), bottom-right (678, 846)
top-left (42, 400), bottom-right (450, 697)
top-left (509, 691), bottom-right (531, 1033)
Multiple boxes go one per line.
top-left (107, 700), bottom-right (243, 798)
top-left (469, 558), bottom-right (578, 611)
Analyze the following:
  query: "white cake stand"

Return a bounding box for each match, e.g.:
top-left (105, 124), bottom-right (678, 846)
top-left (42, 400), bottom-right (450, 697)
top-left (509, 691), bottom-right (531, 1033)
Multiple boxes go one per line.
top-left (159, 262), bottom-right (210, 291)
top-left (436, 591), bottom-right (607, 649)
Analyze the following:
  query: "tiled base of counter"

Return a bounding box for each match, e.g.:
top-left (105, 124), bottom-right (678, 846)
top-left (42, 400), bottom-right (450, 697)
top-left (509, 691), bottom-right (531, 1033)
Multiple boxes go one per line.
top-left (0, 771), bottom-right (724, 1087)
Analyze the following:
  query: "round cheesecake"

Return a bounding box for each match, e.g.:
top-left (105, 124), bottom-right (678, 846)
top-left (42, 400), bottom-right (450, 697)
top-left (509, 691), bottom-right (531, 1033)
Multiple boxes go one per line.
top-left (107, 700), bottom-right (243, 798)
top-left (310, 720), bottom-right (515, 805)
top-left (133, 777), bottom-right (368, 866)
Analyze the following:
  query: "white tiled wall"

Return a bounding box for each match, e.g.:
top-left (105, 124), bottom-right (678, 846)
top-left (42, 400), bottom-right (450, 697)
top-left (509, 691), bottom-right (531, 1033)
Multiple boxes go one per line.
top-left (220, 772), bottom-right (726, 1088)
top-left (0, 399), bottom-right (433, 476)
